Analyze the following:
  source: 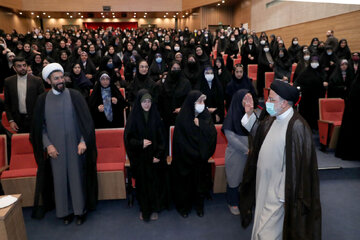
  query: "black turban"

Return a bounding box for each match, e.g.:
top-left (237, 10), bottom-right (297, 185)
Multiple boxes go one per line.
top-left (270, 80), bottom-right (299, 103)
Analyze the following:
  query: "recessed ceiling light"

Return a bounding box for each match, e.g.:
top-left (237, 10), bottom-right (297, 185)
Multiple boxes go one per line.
top-left (67, 13), bottom-right (69, 15)
top-left (112, 13), bottom-right (115, 15)
top-left (43, 12), bottom-right (46, 15)
top-left (144, 16), bottom-right (146, 18)
top-left (166, 12), bottom-right (168, 15)
top-left (37, 15), bottom-right (40, 18)
top-left (81, 16), bottom-right (84, 18)
top-left (182, 15), bottom-right (185, 18)
top-left (186, 12), bottom-right (188, 15)
top-left (31, 12), bottom-right (34, 15)
top-left (113, 16), bottom-right (115, 18)
top-left (222, 0), bottom-right (225, 3)
top-left (145, 12), bottom-right (147, 15)
top-left (19, 12), bottom-right (22, 15)
top-left (217, 3), bottom-right (221, 6)
top-left (70, 16), bottom-right (73, 18)
top-left (101, 13), bottom-right (103, 15)
top-left (176, 13), bottom-right (178, 15)
top-left (48, 16), bottom-right (51, 18)
top-left (78, 13), bottom-right (81, 15)
top-left (164, 15), bottom-right (166, 18)
top-left (102, 16), bottom-right (105, 18)
top-left (173, 15), bottom-right (176, 18)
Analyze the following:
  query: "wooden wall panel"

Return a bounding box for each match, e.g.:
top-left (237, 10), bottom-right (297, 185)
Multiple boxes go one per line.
top-left (251, 0), bottom-right (360, 32)
top-left (232, 0), bottom-right (251, 27)
top-left (201, 6), bottom-right (232, 28)
top-left (20, 0), bottom-right (181, 12)
top-left (0, 10), bottom-right (38, 33)
top-left (182, 0), bottom-right (218, 11)
top-left (0, 0), bottom-right (22, 10)
top-left (263, 11), bottom-right (360, 52)
top-left (178, 14), bottom-right (201, 31)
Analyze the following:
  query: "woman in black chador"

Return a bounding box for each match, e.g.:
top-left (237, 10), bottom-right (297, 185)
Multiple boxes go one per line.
top-left (88, 71), bottom-right (127, 128)
top-left (124, 89), bottom-right (168, 221)
top-left (172, 90), bottom-right (217, 218)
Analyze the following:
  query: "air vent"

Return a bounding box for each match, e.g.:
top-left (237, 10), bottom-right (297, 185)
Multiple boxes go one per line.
top-left (103, 6), bottom-right (111, 12)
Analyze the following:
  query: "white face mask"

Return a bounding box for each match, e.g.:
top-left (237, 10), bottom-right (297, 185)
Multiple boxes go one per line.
top-left (230, 38), bottom-right (235, 41)
top-left (195, 103), bottom-right (205, 114)
top-left (293, 41), bottom-right (298, 45)
top-left (264, 47), bottom-right (269, 52)
top-left (304, 55), bottom-right (310, 61)
top-left (174, 46), bottom-right (180, 51)
top-left (205, 73), bottom-right (214, 82)
top-left (220, 36), bottom-right (225, 39)
top-left (311, 62), bottom-right (319, 69)
top-left (260, 40), bottom-right (265, 45)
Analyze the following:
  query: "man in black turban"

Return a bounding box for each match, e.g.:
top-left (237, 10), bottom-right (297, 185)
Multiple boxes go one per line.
top-left (239, 80), bottom-right (321, 240)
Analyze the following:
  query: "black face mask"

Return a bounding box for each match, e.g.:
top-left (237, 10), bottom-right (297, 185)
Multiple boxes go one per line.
top-left (170, 69), bottom-right (181, 80)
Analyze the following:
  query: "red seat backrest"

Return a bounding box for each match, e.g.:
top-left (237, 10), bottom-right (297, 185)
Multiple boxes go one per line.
top-left (223, 54), bottom-right (228, 65)
top-left (292, 64), bottom-right (297, 72)
top-left (119, 88), bottom-right (125, 99)
top-left (0, 135), bottom-right (7, 169)
top-left (290, 72), bottom-right (294, 83)
top-left (0, 93), bottom-right (4, 101)
top-left (213, 50), bottom-right (217, 60)
top-left (10, 134), bottom-right (37, 170)
top-left (265, 72), bottom-right (275, 88)
top-left (90, 89), bottom-right (93, 96)
top-left (96, 129), bottom-right (126, 163)
top-left (248, 64), bottom-right (258, 81)
top-left (233, 58), bottom-right (241, 66)
top-left (319, 98), bottom-right (345, 122)
top-left (213, 125), bottom-right (227, 159)
top-left (169, 126), bottom-right (175, 157)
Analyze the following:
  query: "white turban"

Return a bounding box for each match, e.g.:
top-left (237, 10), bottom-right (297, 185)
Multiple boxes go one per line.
top-left (42, 63), bottom-right (64, 80)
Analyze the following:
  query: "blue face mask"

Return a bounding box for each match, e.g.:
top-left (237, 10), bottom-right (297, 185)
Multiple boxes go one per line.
top-left (156, 57), bottom-right (162, 63)
top-left (107, 63), bottom-right (114, 69)
top-left (266, 102), bottom-right (277, 116)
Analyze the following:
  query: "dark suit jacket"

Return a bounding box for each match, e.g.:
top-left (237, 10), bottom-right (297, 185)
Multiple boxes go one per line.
top-left (4, 74), bottom-right (45, 124)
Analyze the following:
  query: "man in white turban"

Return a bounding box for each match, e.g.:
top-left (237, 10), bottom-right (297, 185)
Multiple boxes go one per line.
top-left (31, 63), bottom-right (98, 225)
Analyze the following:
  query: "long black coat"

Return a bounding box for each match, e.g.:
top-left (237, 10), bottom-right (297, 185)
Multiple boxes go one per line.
top-left (240, 110), bottom-right (321, 240)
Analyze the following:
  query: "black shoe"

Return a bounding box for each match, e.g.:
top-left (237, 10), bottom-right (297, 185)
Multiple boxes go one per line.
top-left (196, 209), bottom-right (204, 217)
top-left (178, 209), bottom-right (189, 218)
top-left (76, 213), bottom-right (87, 225)
top-left (63, 214), bottom-right (74, 225)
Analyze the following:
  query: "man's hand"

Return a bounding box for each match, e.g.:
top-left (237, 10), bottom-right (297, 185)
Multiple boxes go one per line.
top-left (47, 145), bottom-right (59, 158)
top-left (173, 108), bottom-right (181, 114)
top-left (98, 104), bottom-right (104, 112)
top-left (194, 118), bottom-right (199, 127)
top-left (111, 97), bottom-right (118, 104)
top-left (208, 108), bottom-right (217, 113)
top-left (143, 139), bottom-right (152, 148)
top-left (78, 142), bottom-right (87, 155)
top-left (10, 122), bottom-right (19, 132)
top-left (243, 94), bottom-right (254, 117)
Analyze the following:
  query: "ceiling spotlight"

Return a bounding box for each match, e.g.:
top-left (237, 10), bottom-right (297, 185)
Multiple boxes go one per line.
top-left (166, 12), bottom-right (168, 15)
top-left (222, 0), bottom-right (225, 3)
top-left (81, 16), bottom-right (84, 18)
top-left (31, 12), bottom-right (34, 15)
top-left (186, 12), bottom-right (189, 15)
top-left (19, 12), bottom-right (22, 15)
top-left (43, 12), bottom-right (46, 15)
top-left (182, 15), bottom-right (185, 18)
top-left (37, 15), bottom-right (40, 18)
top-left (112, 12), bottom-right (115, 15)
top-left (70, 16), bottom-right (73, 18)
top-left (144, 16), bottom-right (146, 18)
top-left (101, 12), bottom-right (103, 15)
top-left (176, 12), bottom-right (179, 15)
top-left (134, 12), bottom-right (136, 15)
top-left (113, 15), bottom-right (116, 18)
top-left (102, 16), bottom-right (105, 18)
top-left (173, 15), bottom-right (176, 18)
top-left (217, 3), bottom-right (221, 6)
top-left (48, 15), bottom-right (51, 18)
top-left (164, 15), bottom-right (166, 18)
top-left (78, 13), bottom-right (81, 15)
top-left (145, 12), bottom-right (147, 15)
top-left (67, 12), bottom-right (69, 15)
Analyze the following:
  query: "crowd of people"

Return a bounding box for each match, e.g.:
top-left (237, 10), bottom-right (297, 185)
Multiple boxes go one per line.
top-left (0, 25), bottom-right (359, 239)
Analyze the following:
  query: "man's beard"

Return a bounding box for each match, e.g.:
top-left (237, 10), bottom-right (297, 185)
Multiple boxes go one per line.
top-left (52, 82), bottom-right (65, 92)
top-left (17, 70), bottom-right (27, 76)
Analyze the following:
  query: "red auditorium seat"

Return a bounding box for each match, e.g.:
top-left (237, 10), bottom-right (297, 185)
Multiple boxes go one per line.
top-left (211, 125), bottom-right (228, 193)
top-left (96, 128), bottom-right (127, 200)
top-left (290, 71), bottom-right (295, 84)
top-left (223, 54), bottom-right (228, 66)
top-left (0, 93), bottom-right (4, 101)
top-left (292, 63), bottom-right (297, 72)
top-left (119, 67), bottom-right (125, 80)
top-left (1, 112), bottom-right (16, 134)
top-left (264, 72), bottom-right (275, 101)
top-left (0, 135), bottom-right (8, 173)
top-left (1, 134), bottom-right (37, 207)
top-left (318, 98), bottom-right (345, 150)
top-left (247, 64), bottom-right (258, 81)
top-left (212, 50), bottom-right (217, 60)
top-left (233, 57), bottom-right (241, 66)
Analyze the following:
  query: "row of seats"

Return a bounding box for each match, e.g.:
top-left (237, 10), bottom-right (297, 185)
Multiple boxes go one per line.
top-left (0, 125), bottom-right (228, 207)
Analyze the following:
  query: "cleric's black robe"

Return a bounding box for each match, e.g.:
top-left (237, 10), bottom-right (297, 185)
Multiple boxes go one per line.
top-left (30, 88), bottom-right (98, 219)
top-left (124, 89), bottom-right (168, 220)
top-left (240, 110), bottom-right (321, 240)
top-left (172, 90), bottom-right (217, 213)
